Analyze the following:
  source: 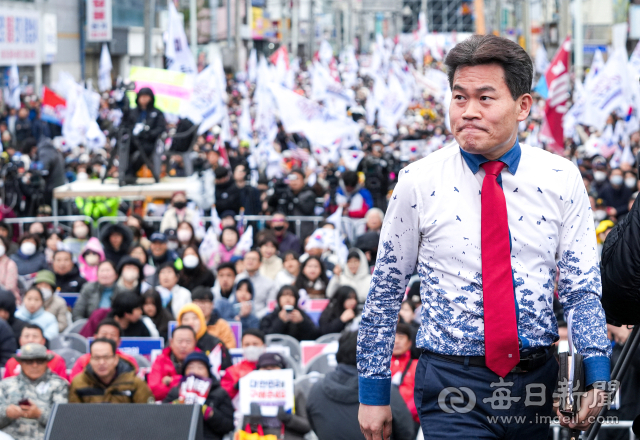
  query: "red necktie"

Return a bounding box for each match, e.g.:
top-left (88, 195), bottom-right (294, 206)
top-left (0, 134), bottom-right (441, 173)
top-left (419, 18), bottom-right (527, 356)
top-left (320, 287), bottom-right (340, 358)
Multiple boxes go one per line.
top-left (480, 161), bottom-right (520, 377)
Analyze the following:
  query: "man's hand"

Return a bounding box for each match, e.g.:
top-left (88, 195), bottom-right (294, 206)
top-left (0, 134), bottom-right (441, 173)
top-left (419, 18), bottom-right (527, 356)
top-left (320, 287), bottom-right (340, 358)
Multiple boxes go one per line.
top-left (359, 404), bottom-right (392, 440)
top-left (557, 388), bottom-right (607, 431)
top-left (6, 405), bottom-right (22, 420)
top-left (20, 400), bottom-right (42, 420)
top-left (289, 310), bottom-right (304, 324)
top-left (162, 376), bottom-right (173, 386)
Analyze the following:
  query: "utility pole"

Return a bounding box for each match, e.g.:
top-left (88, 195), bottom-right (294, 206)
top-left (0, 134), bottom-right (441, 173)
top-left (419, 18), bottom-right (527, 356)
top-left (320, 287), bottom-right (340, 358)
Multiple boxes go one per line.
top-left (523, 0), bottom-right (531, 52)
top-left (308, 0), bottom-right (315, 60)
top-left (190, 0), bottom-right (197, 57)
top-left (282, 0), bottom-right (290, 52)
top-left (574, 0), bottom-right (584, 82)
top-left (236, 0), bottom-right (242, 71)
top-left (495, 0), bottom-right (501, 36)
top-left (227, 0), bottom-right (232, 47)
top-left (246, 0), bottom-right (253, 52)
top-left (291, 0), bottom-right (299, 57)
top-left (145, 0), bottom-right (156, 67)
top-left (559, 0), bottom-right (570, 42)
top-left (210, 0), bottom-right (217, 44)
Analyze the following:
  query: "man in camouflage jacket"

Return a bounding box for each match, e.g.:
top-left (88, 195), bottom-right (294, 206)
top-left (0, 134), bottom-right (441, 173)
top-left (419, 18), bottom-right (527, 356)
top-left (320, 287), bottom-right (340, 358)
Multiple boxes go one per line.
top-left (0, 343), bottom-right (68, 440)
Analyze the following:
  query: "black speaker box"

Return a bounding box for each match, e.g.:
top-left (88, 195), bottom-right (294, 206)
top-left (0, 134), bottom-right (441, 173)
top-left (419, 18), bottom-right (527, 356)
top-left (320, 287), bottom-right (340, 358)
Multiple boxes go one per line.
top-left (44, 403), bottom-right (204, 440)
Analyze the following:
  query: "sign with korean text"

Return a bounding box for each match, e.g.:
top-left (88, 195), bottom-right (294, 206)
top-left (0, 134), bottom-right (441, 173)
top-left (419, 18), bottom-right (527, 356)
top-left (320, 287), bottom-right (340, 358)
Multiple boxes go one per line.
top-left (239, 369), bottom-right (294, 416)
top-left (88, 337), bottom-right (164, 357)
top-left (0, 9), bottom-right (40, 65)
top-left (87, 0), bottom-right (112, 42)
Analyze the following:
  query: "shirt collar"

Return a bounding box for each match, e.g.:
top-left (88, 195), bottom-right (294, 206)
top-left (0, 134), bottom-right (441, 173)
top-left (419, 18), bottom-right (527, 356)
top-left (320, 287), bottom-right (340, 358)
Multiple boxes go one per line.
top-left (460, 138), bottom-right (521, 175)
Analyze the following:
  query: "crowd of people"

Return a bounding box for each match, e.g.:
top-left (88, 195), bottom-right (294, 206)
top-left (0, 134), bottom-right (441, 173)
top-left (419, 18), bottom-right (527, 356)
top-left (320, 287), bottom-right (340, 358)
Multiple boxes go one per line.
top-left (0, 34), bottom-right (638, 440)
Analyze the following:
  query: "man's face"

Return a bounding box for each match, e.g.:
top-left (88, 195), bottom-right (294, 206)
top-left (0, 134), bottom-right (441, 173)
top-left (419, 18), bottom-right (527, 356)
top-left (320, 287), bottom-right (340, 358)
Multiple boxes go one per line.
top-left (138, 94), bottom-right (151, 109)
top-left (109, 232), bottom-right (123, 250)
top-left (218, 268), bottom-right (236, 291)
top-left (449, 64), bottom-right (531, 159)
top-left (95, 324), bottom-right (121, 346)
top-left (193, 299), bottom-right (213, 319)
top-left (271, 215), bottom-right (288, 236)
top-left (90, 342), bottom-right (119, 381)
top-left (287, 173), bottom-right (304, 192)
top-left (170, 329), bottom-right (196, 361)
top-left (392, 333), bottom-right (412, 357)
top-left (234, 165), bottom-right (247, 182)
top-left (150, 241), bottom-right (167, 257)
top-left (244, 251), bottom-right (261, 273)
top-left (159, 267), bottom-right (178, 289)
top-left (18, 108), bottom-right (28, 119)
top-left (19, 358), bottom-right (48, 381)
top-left (20, 328), bottom-right (46, 347)
top-left (242, 334), bottom-right (265, 349)
top-left (207, 151), bottom-right (220, 167)
top-left (53, 251), bottom-right (73, 275)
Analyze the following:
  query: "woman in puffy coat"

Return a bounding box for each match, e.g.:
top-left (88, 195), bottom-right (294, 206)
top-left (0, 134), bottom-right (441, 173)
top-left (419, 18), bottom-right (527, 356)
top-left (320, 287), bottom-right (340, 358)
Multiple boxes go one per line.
top-left (78, 237), bottom-right (106, 283)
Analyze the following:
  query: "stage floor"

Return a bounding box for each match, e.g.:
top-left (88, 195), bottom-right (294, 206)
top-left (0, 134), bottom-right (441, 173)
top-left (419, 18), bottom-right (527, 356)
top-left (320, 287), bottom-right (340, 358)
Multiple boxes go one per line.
top-left (53, 177), bottom-right (199, 200)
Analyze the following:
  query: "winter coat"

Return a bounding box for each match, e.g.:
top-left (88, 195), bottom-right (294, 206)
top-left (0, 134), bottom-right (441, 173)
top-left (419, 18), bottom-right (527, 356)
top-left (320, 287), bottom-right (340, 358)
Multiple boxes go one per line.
top-left (215, 179), bottom-right (243, 216)
top-left (0, 318), bottom-right (17, 367)
top-left (178, 266), bottom-right (215, 292)
top-left (70, 350), bottom-right (139, 381)
top-left (99, 223), bottom-right (134, 266)
top-left (259, 255), bottom-right (283, 281)
top-left (55, 264), bottom-right (86, 293)
top-left (238, 184), bottom-right (262, 215)
top-left (260, 308), bottom-right (319, 341)
top-left (69, 358), bottom-right (154, 404)
top-left (217, 297), bottom-right (260, 330)
top-left (235, 271), bottom-right (278, 319)
top-left (0, 256), bottom-right (20, 302)
top-left (306, 364), bottom-right (414, 440)
top-left (4, 350), bottom-right (68, 382)
top-left (36, 138), bottom-right (67, 194)
top-left (156, 284), bottom-right (191, 318)
top-left (44, 294), bottom-right (69, 333)
top-left (220, 359), bottom-right (256, 399)
top-left (275, 232), bottom-right (302, 255)
top-left (0, 369), bottom-right (68, 440)
top-left (72, 280), bottom-right (136, 322)
top-left (326, 248), bottom-right (372, 303)
top-left (159, 207), bottom-right (202, 235)
top-left (10, 250), bottom-right (47, 276)
top-left (78, 308), bottom-right (154, 338)
top-left (0, 289), bottom-right (26, 345)
top-left (274, 269), bottom-right (296, 291)
top-left (207, 311), bottom-right (236, 349)
top-left (164, 377), bottom-right (235, 440)
top-left (390, 351), bottom-right (419, 423)
top-left (77, 237), bottom-right (105, 283)
top-left (148, 347), bottom-right (198, 401)
top-left (14, 306), bottom-right (59, 341)
top-left (123, 88), bottom-right (166, 155)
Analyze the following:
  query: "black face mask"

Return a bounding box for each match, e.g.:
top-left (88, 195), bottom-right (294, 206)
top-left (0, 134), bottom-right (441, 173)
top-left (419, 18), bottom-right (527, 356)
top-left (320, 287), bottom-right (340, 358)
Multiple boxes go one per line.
top-left (173, 201), bottom-right (187, 210)
top-left (273, 225), bottom-right (285, 232)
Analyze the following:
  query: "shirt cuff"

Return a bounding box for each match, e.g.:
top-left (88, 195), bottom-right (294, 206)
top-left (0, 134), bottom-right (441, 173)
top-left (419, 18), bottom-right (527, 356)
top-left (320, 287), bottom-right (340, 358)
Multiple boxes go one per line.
top-left (584, 356), bottom-right (610, 387)
top-left (359, 376), bottom-right (391, 406)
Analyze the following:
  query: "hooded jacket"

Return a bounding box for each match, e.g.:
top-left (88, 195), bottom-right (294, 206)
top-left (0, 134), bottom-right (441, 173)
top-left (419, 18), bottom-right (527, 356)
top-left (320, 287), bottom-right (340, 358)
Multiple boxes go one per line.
top-left (306, 364), bottom-right (414, 440)
top-left (78, 237), bottom-right (106, 283)
top-left (36, 137), bottom-right (67, 193)
top-left (10, 249), bottom-right (48, 276)
top-left (0, 288), bottom-right (26, 345)
top-left (15, 306), bottom-right (59, 341)
top-left (72, 278), bottom-right (138, 322)
top-left (99, 223), bottom-right (134, 266)
top-left (259, 288), bottom-right (319, 341)
top-left (149, 346), bottom-right (201, 401)
top-left (69, 357), bottom-right (154, 404)
top-left (207, 310), bottom-right (236, 349)
top-left (326, 248), bottom-right (372, 303)
top-left (125, 87), bottom-right (166, 154)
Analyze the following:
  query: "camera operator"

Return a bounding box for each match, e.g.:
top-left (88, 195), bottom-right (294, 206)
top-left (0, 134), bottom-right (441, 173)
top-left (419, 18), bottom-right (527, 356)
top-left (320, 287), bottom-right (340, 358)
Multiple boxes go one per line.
top-left (122, 87), bottom-right (166, 183)
top-left (268, 169), bottom-right (316, 239)
top-left (22, 138), bottom-right (66, 208)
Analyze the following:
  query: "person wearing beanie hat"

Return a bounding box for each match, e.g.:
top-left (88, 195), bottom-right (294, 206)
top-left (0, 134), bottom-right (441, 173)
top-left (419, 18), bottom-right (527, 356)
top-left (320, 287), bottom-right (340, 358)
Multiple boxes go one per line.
top-left (191, 286), bottom-right (236, 349)
top-left (34, 269), bottom-right (69, 333)
top-left (163, 351), bottom-right (235, 440)
top-left (177, 303), bottom-right (231, 378)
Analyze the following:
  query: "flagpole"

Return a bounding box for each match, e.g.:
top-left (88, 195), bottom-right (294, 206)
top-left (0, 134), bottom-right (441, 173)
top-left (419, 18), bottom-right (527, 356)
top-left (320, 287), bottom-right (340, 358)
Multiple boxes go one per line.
top-left (190, 0), bottom-right (198, 58)
top-left (574, 0), bottom-right (584, 82)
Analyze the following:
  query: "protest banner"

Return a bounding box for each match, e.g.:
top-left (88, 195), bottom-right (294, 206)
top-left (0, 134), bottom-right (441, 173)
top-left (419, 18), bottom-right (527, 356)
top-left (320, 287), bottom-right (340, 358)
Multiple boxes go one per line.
top-left (178, 375), bottom-right (213, 405)
top-left (239, 369), bottom-right (294, 417)
top-left (87, 337), bottom-right (164, 358)
top-left (128, 66), bottom-right (192, 115)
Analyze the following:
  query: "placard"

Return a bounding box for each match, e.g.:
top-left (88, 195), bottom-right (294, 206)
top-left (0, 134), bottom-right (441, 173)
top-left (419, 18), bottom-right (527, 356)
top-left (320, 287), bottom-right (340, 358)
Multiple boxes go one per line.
top-left (87, 337), bottom-right (164, 357)
top-left (87, 0), bottom-right (112, 42)
top-left (59, 293), bottom-right (78, 309)
top-left (0, 9), bottom-right (40, 65)
top-left (239, 369), bottom-right (294, 416)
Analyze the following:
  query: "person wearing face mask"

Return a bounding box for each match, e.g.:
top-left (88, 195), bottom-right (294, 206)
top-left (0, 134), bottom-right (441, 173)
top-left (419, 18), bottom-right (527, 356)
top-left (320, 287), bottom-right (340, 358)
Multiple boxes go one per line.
top-left (220, 329), bottom-right (266, 400)
top-left (159, 191), bottom-right (204, 240)
top-left (591, 158), bottom-right (610, 197)
top-left (0, 236), bottom-right (20, 303)
top-left (176, 221), bottom-right (200, 251)
top-left (10, 234), bottom-right (47, 278)
top-left (33, 270), bottom-right (69, 333)
top-left (178, 246), bottom-right (215, 292)
top-left (63, 221), bottom-right (91, 259)
top-left (624, 170), bottom-right (638, 192)
top-left (148, 233), bottom-right (181, 286)
top-left (78, 237), bottom-right (106, 283)
top-left (600, 167), bottom-right (634, 218)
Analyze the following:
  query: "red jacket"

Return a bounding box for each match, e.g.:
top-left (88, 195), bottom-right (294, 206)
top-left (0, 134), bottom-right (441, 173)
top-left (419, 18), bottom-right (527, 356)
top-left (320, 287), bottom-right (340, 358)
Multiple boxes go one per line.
top-left (148, 346), bottom-right (200, 401)
top-left (390, 351), bottom-right (419, 423)
top-left (69, 350), bottom-right (139, 380)
top-left (220, 359), bottom-right (257, 399)
top-left (4, 351), bottom-right (68, 382)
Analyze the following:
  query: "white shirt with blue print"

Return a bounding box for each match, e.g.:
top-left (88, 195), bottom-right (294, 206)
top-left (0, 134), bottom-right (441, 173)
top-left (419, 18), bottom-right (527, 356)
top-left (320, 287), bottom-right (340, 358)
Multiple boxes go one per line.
top-left (357, 141), bottom-right (611, 406)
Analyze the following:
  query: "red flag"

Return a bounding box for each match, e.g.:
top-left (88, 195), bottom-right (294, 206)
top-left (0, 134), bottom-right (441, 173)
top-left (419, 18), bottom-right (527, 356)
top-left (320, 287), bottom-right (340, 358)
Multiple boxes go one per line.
top-left (40, 87), bottom-right (67, 126)
top-left (269, 46), bottom-right (289, 69)
top-left (543, 37), bottom-right (571, 154)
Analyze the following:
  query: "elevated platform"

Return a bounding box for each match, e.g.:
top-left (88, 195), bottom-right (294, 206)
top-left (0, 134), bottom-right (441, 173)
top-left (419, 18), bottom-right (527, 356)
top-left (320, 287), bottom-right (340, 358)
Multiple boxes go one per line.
top-left (53, 177), bottom-right (198, 200)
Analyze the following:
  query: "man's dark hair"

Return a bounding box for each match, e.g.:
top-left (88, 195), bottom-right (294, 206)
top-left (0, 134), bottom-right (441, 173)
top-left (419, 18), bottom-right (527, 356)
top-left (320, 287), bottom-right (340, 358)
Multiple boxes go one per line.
top-left (444, 34), bottom-right (533, 100)
top-left (257, 234), bottom-right (279, 250)
top-left (217, 261), bottom-right (237, 276)
top-left (191, 286), bottom-right (214, 302)
top-left (341, 170), bottom-right (359, 188)
top-left (91, 337), bottom-right (117, 356)
top-left (111, 293), bottom-right (142, 318)
top-left (236, 279), bottom-right (254, 299)
top-left (53, 249), bottom-right (73, 260)
top-left (290, 168), bottom-right (305, 178)
top-left (396, 323), bottom-right (413, 340)
top-left (215, 167), bottom-right (229, 179)
top-left (172, 325), bottom-right (196, 339)
top-left (246, 248), bottom-right (262, 261)
top-left (22, 323), bottom-right (44, 338)
top-left (158, 262), bottom-right (179, 276)
top-left (336, 331), bottom-right (358, 366)
top-left (242, 328), bottom-right (265, 343)
top-left (96, 318), bottom-right (122, 338)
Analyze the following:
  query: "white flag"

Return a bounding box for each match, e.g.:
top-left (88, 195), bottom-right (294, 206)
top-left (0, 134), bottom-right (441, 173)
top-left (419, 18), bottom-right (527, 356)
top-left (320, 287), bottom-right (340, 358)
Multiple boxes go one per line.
top-left (341, 149), bottom-right (365, 171)
top-left (235, 226), bottom-right (254, 255)
top-left (247, 48), bottom-right (257, 83)
top-left (98, 43), bottom-right (113, 92)
top-left (238, 99), bottom-right (252, 143)
top-left (3, 63), bottom-right (20, 109)
top-left (165, 2), bottom-right (197, 74)
top-left (182, 64), bottom-right (227, 134)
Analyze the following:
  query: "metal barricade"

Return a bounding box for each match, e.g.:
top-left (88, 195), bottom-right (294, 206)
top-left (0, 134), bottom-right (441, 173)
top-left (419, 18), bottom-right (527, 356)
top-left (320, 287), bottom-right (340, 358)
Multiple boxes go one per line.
top-left (550, 421), bottom-right (635, 440)
top-left (3, 216), bottom-right (94, 237)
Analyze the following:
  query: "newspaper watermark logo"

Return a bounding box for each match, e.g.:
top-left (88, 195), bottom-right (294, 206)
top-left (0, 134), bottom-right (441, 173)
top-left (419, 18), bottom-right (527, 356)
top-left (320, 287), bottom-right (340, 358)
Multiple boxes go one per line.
top-left (437, 387), bottom-right (476, 414)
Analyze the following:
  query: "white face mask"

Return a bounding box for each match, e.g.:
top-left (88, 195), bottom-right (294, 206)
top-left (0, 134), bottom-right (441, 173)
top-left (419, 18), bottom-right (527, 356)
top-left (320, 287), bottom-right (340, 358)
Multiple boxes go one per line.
top-left (20, 242), bottom-right (36, 256)
top-left (243, 346), bottom-right (265, 362)
top-left (122, 269), bottom-right (139, 282)
top-left (167, 242), bottom-right (179, 251)
top-left (183, 254), bottom-right (199, 269)
top-left (177, 229), bottom-right (193, 243)
top-left (0, 245), bottom-right (5, 258)
top-left (594, 210), bottom-right (608, 221)
top-left (40, 288), bottom-right (53, 300)
top-left (610, 175), bottom-right (624, 186)
top-left (594, 171), bottom-right (608, 183)
top-left (84, 254), bottom-right (100, 266)
top-left (625, 178), bottom-right (637, 189)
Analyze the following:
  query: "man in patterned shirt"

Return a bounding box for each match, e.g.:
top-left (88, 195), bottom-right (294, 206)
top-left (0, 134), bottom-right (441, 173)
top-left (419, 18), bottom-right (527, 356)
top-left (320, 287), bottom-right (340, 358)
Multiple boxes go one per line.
top-left (358, 35), bottom-right (611, 440)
